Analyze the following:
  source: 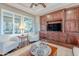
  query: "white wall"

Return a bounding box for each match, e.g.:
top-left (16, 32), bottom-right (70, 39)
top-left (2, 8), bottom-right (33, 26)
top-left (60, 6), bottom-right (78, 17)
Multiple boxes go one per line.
top-left (34, 16), bottom-right (40, 32)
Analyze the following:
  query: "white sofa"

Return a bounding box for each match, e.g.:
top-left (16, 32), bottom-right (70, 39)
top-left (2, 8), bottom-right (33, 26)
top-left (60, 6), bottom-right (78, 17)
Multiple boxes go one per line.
top-left (0, 35), bottom-right (20, 55)
top-left (28, 32), bottom-right (39, 43)
top-left (73, 46), bottom-right (79, 56)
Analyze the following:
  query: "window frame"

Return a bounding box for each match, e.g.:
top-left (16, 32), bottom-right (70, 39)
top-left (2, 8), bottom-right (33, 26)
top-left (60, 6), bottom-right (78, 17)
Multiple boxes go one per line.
top-left (0, 8), bottom-right (34, 35)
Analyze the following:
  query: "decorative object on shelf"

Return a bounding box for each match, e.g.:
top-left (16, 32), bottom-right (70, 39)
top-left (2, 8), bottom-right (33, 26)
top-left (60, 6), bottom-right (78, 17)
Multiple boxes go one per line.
top-left (30, 42), bottom-right (51, 56)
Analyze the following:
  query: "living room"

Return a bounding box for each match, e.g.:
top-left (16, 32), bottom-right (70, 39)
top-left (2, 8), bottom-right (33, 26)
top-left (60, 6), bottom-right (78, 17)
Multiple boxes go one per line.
top-left (0, 3), bottom-right (79, 56)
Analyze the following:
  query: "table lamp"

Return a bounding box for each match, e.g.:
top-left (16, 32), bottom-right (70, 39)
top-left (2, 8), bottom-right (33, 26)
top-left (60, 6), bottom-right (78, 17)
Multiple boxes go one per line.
top-left (19, 20), bottom-right (25, 36)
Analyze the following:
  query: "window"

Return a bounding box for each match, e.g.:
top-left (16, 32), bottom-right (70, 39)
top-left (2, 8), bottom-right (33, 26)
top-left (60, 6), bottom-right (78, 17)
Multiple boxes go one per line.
top-left (14, 15), bottom-right (21, 34)
top-left (3, 11), bottom-right (13, 34)
top-left (0, 9), bottom-right (34, 34)
top-left (24, 17), bottom-right (33, 33)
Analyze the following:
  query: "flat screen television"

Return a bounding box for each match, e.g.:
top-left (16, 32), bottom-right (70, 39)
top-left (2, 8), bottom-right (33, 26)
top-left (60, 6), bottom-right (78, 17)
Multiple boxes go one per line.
top-left (47, 23), bottom-right (62, 31)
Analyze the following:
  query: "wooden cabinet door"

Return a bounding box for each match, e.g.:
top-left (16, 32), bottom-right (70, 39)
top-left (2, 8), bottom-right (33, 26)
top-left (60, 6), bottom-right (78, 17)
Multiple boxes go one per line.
top-left (47, 32), bottom-right (59, 41)
top-left (65, 20), bottom-right (78, 32)
top-left (66, 8), bottom-right (79, 20)
top-left (40, 16), bottom-right (47, 31)
top-left (52, 11), bottom-right (63, 21)
top-left (65, 8), bottom-right (79, 32)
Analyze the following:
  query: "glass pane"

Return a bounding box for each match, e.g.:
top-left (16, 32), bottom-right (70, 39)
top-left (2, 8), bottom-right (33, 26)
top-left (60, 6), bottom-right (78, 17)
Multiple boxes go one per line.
top-left (3, 16), bottom-right (13, 34)
top-left (24, 17), bottom-right (33, 33)
top-left (3, 11), bottom-right (13, 17)
top-left (14, 15), bottom-right (21, 34)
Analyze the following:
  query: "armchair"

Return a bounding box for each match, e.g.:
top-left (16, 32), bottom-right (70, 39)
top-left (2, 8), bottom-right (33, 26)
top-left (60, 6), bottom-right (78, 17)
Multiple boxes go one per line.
top-left (28, 32), bottom-right (39, 43)
top-left (72, 46), bottom-right (79, 56)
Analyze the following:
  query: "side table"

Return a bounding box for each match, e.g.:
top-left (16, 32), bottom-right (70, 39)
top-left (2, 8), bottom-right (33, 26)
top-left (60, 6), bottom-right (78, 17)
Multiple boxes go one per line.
top-left (18, 35), bottom-right (29, 48)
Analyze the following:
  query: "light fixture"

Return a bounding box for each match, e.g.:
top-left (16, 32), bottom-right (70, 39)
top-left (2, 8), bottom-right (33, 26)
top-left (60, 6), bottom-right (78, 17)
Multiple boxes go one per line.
top-left (47, 15), bottom-right (52, 20)
top-left (19, 20), bottom-right (25, 35)
top-left (30, 3), bottom-right (46, 8)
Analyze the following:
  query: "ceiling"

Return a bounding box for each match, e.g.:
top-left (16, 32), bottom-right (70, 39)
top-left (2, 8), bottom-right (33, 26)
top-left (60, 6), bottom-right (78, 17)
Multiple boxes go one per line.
top-left (6, 3), bottom-right (79, 16)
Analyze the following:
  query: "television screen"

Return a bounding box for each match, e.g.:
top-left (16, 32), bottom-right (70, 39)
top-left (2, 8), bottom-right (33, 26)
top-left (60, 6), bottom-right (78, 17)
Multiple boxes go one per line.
top-left (47, 23), bottom-right (62, 31)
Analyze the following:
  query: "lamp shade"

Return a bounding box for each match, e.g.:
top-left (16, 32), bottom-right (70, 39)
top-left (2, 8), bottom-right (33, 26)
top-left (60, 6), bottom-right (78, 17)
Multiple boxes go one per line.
top-left (19, 22), bottom-right (25, 30)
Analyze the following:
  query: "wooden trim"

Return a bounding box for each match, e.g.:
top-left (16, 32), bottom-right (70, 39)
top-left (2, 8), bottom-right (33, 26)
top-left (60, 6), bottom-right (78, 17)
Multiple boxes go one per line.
top-left (47, 20), bottom-right (62, 23)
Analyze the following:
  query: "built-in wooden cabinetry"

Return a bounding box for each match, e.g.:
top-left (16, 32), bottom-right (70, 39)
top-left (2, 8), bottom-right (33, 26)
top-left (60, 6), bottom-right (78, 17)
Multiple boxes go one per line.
top-left (40, 16), bottom-right (47, 31)
top-left (40, 6), bottom-right (79, 32)
top-left (40, 10), bottom-right (64, 32)
top-left (47, 10), bottom-right (64, 28)
top-left (65, 7), bottom-right (79, 32)
top-left (40, 6), bottom-right (79, 47)
top-left (48, 10), bottom-right (63, 21)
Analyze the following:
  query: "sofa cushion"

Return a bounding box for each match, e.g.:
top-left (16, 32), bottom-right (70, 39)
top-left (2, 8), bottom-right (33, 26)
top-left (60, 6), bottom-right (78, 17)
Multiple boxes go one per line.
top-left (0, 35), bottom-right (10, 42)
top-left (10, 36), bottom-right (20, 43)
top-left (3, 41), bottom-right (16, 47)
top-left (2, 41), bottom-right (19, 54)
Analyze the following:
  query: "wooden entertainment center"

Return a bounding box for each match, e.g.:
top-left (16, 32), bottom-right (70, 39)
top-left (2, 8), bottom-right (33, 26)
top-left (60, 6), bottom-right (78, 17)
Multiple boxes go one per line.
top-left (40, 5), bottom-right (79, 48)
